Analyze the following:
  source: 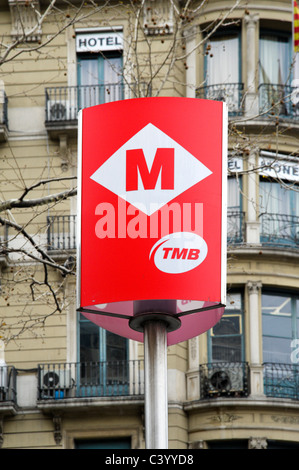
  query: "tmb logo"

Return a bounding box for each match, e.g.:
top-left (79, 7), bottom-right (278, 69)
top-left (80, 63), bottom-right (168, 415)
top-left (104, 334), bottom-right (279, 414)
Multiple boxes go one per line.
top-left (150, 232), bottom-right (208, 274)
top-left (90, 123), bottom-right (212, 216)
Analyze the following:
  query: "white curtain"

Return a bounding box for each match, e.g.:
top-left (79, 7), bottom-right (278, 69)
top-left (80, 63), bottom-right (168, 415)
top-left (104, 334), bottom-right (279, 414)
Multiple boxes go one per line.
top-left (206, 35), bottom-right (239, 85)
top-left (259, 35), bottom-right (290, 85)
top-left (103, 56), bottom-right (122, 102)
top-left (79, 58), bottom-right (99, 108)
top-left (260, 180), bottom-right (299, 216)
top-left (260, 180), bottom-right (299, 241)
top-left (228, 176), bottom-right (241, 208)
top-left (79, 56), bottom-right (123, 107)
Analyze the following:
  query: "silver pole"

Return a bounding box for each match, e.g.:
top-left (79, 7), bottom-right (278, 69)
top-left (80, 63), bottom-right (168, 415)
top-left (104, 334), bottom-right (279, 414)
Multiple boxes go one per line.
top-left (144, 320), bottom-right (168, 449)
top-left (129, 300), bottom-right (181, 450)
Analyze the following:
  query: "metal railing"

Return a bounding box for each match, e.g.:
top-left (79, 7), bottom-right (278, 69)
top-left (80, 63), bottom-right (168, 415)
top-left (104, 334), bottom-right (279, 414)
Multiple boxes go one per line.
top-left (0, 366), bottom-right (17, 404)
top-left (45, 83), bottom-right (150, 123)
top-left (38, 360), bottom-right (144, 400)
top-left (47, 215), bottom-right (76, 251)
top-left (227, 210), bottom-right (245, 244)
top-left (47, 211), bottom-right (247, 254)
top-left (264, 363), bottom-right (299, 400)
top-left (196, 83), bottom-right (244, 116)
top-left (199, 362), bottom-right (250, 399)
top-left (259, 213), bottom-right (299, 247)
top-left (259, 83), bottom-right (299, 120)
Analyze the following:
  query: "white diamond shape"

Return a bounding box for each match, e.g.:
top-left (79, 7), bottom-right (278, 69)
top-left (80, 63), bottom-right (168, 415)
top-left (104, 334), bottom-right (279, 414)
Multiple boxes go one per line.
top-left (90, 123), bottom-right (212, 216)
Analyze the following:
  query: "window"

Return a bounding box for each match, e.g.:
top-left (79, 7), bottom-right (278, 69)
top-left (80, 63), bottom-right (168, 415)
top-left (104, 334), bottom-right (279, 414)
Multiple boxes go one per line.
top-left (262, 291), bottom-right (299, 364)
top-left (203, 31), bottom-right (242, 114)
top-left (74, 437), bottom-right (131, 449)
top-left (78, 314), bottom-right (128, 396)
top-left (206, 32), bottom-right (240, 85)
top-left (259, 32), bottom-right (291, 86)
top-left (259, 31), bottom-right (293, 116)
top-left (259, 177), bottom-right (299, 245)
top-left (77, 53), bottom-right (123, 108)
top-left (208, 292), bottom-right (244, 363)
top-left (76, 30), bottom-right (123, 109)
top-left (227, 172), bottom-right (243, 243)
top-left (262, 291), bottom-right (299, 399)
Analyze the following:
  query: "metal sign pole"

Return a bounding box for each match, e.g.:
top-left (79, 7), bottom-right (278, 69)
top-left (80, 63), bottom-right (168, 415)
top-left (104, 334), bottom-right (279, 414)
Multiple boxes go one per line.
top-left (144, 320), bottom-right (168, 449)
top-left (129, 300), bottom-right (181, 450)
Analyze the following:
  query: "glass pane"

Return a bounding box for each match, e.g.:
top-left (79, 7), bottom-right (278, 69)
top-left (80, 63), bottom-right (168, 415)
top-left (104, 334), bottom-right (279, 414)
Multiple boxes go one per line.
top-left (212, 336), bottom-right (242, 362)
top-left (213, 316), bottom-right (240, 336)
top-left (260, 181), bottom-right (292, 216)
top-left (226, 292), bottom-right (242, 310)
top-left (262, 292), bottom-right (299, 365)
top-left (106, 331), bottom-right (127, 362)
top-left (80, 319), bottom-right (99, 363)
top-left (263, 336), bottom-right (292, 363)
top-left (79, 58), bottom-right (99, 86)
top-left (262, 293), bottom-right (292, 316)
top-left (262, 315), bottom-right (292, 338)
top-left (210, 293), bottom-right (243, 362)
top-left (103, 56), bottom-right (123, 102)
top-left (78, 57), bottom-right (100, 108)
top-left (104, 56), bottom-right (122, 84)
top-left (106, 331), bottom-right (128, 383)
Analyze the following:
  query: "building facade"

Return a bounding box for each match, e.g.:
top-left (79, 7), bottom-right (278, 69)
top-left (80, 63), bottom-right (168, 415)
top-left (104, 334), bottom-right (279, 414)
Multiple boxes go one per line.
top-left (0, 0), bottom-right (299, 449)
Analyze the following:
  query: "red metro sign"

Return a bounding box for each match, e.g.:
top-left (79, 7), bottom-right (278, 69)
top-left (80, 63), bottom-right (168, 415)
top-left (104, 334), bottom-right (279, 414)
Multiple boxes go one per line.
top-left (77, 97), bottom-right (227, 345)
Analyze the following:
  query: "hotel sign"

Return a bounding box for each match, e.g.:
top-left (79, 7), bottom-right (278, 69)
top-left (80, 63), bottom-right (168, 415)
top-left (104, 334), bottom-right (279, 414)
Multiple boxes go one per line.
top-left (259, 155), bottom-right (299, 183)
top-left (76, 31), bottom-right (123, 52)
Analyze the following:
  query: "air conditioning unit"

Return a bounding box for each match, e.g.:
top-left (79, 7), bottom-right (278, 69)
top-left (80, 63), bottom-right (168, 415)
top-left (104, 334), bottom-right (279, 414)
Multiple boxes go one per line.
top-left (206, 366), bottom-right (244, 395)
top-left (47, 100), bottom-right (75, 121)
top-left (40, 369), bottom-right (72, 390)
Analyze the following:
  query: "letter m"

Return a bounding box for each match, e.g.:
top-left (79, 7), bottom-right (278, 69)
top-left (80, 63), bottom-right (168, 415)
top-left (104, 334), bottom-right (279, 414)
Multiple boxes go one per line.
top-left (126, 148), bottom-right (174, 191)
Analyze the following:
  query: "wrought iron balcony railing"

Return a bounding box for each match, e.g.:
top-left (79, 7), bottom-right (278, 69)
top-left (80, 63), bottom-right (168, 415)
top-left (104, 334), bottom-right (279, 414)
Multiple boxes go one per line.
top-left (38, 360), bottom-right (144, 400)
top-left (196, 83), bottom-right (244, 116)
top-left (47, 215), bottom-right (76, 251)
top-left (263, 363), bottom-right (299, 400)
top-left (47, 211), bottom-right (247, 253)
top-left (259, 212), bottom-right (299, 247)
top-left (227, 209), bottom-right (245, 244)
top-left (0, 366), bottom-right (17, 404)
top-left (45, 83), bottom-right (150, 123)
top-left (199, 362), bottom-right (250, 399)
top-left (259, 83), bottom-right (299, 120)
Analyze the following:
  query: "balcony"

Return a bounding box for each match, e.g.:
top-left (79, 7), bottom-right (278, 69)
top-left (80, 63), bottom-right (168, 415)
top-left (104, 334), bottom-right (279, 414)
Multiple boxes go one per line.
top-left (196, 83), bottom-right (244, 116)
top-left (0, 366), bottom-right (17, 405)
top-left (38, 360), bottom-right (144, 401)
top-left (199, 362), bottom-right (250, 399)
top-left (264, 363), bottom-right (299, 400)
top-left (45, 83), bottom-right (150, 138)
top-left (47, 215), bottom-right (76, 252)
top-left (227, 209), bottom-right (245, 244)
top-left (260, 213), bottom-right (299, 247)
top-left (259, 83), bottom-right (299, 121)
